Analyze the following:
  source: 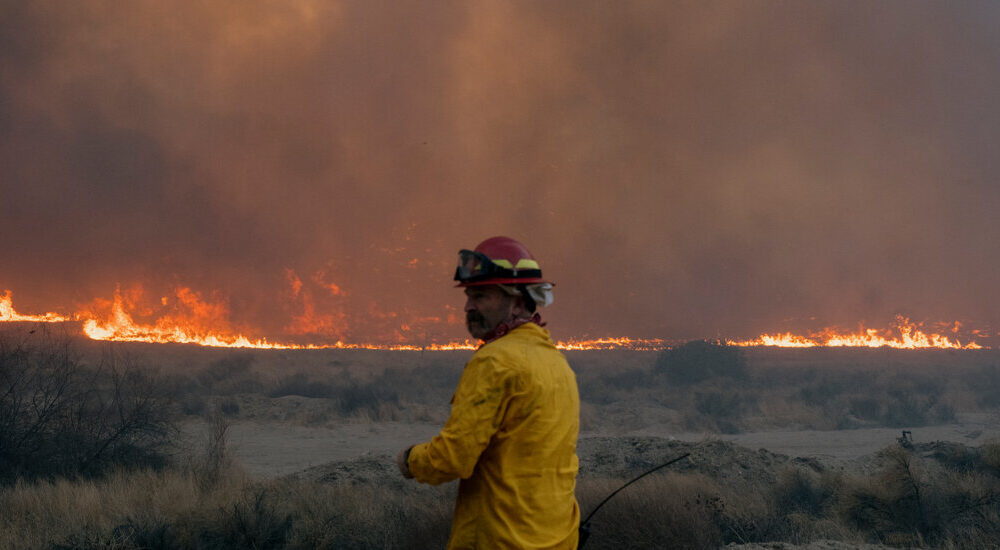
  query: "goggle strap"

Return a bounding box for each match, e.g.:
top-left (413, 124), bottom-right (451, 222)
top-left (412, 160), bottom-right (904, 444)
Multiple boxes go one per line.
top-left (455, 249), bottom-right (542, 282)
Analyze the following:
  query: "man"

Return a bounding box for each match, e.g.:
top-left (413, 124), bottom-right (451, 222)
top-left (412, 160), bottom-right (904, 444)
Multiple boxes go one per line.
top-left (397, 236), bottom-right (581, 549)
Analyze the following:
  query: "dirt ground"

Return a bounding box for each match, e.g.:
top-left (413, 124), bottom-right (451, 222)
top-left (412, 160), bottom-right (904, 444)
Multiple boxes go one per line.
top-left (200, 412), bottom-right (999, 478)
top-left (165, 346), bottom-right (999, 549)
top-left (171, 383), bottom-right (999, 550)
top-left (201, 417), bottom-right (993, 550)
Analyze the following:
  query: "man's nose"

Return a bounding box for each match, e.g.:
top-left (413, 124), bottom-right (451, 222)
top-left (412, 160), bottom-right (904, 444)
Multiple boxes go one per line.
top-left (464, 298), bottom-right (475, 312)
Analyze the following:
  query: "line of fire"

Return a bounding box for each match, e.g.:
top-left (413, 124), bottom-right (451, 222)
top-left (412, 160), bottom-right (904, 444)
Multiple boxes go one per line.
top-left (1, 289), bottom-right (989, 351)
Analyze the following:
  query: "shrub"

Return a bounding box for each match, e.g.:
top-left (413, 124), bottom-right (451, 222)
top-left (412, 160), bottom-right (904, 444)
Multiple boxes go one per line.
top-left (114, 513), bottom-right (178, 550)
top-left (772, 467), bottom-right (836, 518)
top-left (845, 396), bottom-right (879, 422)
top-left (197, 354), bottom-right (264, 395)
top-left (971, 365), bottom-right (1000, 408)
top-left (982, 440), bottom-right (1000, 473)
top-left (799, 378), bottom-right (847, 407)
top-left (931, 401), bottom-right (957, 424)
top-left (835, 444), bottom-right (1000, 547)
top-left (654, 340), bottom-right (747, 386)
top-left (334, 381), bottom-right (399, 417)
top-left (267, 373), bottom-right (335, 399)
top-left (881, 384), bottom-right (955, 428)
top-left (0, 329), bottom-right (176, 483)
top-left (693, 392), bottom-right (747, 434)
top-left (838, 453), bottom-right (924, 543)
top-left (603, 368), bottom-right (652, 392)
top-left (199, 487), bottom-right (292, 550)
top-left (579, 368), bottom-right (654, 406)
top-left (194, 413), bottom-right (235, 493)
top-left (218, 397), bottom-right (241, 416)
top-left (577, 474), bottom-right (724, 549)
top-left (882, 389), bottom-right (929, 427)
top-left (283, 482), bottom-right (453, 550)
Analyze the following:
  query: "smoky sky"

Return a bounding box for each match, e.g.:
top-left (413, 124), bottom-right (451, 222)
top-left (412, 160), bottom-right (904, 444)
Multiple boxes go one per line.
top-left (2, 1), bottom-right (998, 343)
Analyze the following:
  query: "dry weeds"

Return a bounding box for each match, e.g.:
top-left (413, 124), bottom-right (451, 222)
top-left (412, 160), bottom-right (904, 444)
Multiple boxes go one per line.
top-left (3, 329), bottom-right (1000, 549)
top-left (5, 437), bottom-right (999, 549)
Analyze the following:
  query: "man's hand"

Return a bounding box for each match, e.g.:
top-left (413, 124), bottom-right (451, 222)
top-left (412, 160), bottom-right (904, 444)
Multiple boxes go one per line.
top-left (397, 446), bottom-right (414, 479)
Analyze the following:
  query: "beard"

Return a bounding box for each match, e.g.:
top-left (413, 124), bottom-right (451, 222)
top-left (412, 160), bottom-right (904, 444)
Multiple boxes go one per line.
top-left (465, 310), bottom-right (492, 339)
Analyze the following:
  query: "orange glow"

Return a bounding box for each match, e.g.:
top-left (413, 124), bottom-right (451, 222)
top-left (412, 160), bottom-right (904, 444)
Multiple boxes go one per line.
top-left (311, 270), bottom-right (342, 296)
top-left (0, 288), bottom-right (989, 351)
top-left (555, 337), bottom-right (668, 351)
top-left (728, 316), bottom-right (983, 350)
top-left (286, 269), bottom-right (304, 296)
top-left (0, 290), bottom-right (70, 322)
top-left (79, 287), bottom-right (287, 348)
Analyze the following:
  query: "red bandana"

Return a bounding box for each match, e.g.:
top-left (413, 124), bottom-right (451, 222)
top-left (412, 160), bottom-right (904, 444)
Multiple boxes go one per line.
top-left (480, 313), bottom-right (545, 346)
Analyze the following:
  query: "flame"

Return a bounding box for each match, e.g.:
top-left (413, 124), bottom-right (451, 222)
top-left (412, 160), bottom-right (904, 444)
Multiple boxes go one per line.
top-left (79, 287), bottom-right (294, 348)
top-left (728, 315), bottom-right (983, 349)
top-left (0, 288), bottom-right (990, 351)
top-left (555, 337), bottom-right (668, 351)
top-left (0, 290), bottom-right (71, 322)
top-left (0, 286), bottom-right (463, 350)
top-left (0, 291), bottom-right (669, 350)
top-left (284, 274), bottom-right (347, 337)
top-left (76, 289), bottom-right (455, 350)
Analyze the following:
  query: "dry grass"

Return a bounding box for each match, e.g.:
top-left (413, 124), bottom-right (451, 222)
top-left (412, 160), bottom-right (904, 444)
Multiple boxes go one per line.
top-left (55, 336), bottom-right (997, 436)
top-left (577, 473), bottom-right (726, 549)
top-left (3, 331), bottom-right (1000, 549)
top-left (0, 467), bottom-right (245, 549)
top-left (0, 463), bottom-right (454, 550)
top-left (982, 439), bottom-right (1000, 472)
top-left (3, 440), bottom-right (1000, 549)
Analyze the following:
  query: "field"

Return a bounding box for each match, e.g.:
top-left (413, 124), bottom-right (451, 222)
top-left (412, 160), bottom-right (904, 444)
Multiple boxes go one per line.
top-left (2, 325), bottom-right (1000, 549)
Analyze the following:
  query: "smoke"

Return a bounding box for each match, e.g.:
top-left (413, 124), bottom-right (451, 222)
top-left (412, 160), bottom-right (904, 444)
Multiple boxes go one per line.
top-left (2, 1), bottom-right (998, 343)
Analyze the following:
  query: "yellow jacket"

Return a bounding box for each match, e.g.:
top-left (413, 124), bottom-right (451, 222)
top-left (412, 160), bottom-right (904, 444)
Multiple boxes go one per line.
top-left (408, 322), bottom-right (580, 549)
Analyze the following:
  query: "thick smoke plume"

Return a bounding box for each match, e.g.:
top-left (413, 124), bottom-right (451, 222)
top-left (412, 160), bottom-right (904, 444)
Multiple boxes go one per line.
top-left (2, 2), bottom-right (998, 344)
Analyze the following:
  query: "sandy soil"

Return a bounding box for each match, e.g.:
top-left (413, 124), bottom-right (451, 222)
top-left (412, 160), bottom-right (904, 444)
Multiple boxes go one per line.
top-left (627, 412), bottom-right (1000, 461)
top-left (197, 412), bottom-right (999, 478)
top-left (223, 421), bottom-right (441, 477)
top-left (178, 411), bottom-right (998, 550)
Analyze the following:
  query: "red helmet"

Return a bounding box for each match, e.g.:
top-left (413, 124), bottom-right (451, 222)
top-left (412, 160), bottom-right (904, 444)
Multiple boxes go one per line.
top-left (454, 236), bottom-right (551, 287)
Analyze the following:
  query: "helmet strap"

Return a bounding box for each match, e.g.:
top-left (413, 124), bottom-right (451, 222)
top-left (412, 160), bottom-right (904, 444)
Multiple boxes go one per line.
top-left (517, 284), bottom-right (537, 313)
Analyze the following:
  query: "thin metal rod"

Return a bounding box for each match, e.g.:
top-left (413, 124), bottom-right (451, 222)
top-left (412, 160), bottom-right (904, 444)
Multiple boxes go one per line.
top-left (581, 452), bottom-right (691, 527)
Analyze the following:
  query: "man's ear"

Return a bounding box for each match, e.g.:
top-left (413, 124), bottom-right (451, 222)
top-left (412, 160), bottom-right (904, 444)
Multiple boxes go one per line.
top-left (510, 295), bottom-right (530, 319)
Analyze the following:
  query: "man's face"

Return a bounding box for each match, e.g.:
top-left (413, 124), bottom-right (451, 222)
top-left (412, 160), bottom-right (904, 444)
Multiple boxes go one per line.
top-left (464, 286), bottom-right (516, 340)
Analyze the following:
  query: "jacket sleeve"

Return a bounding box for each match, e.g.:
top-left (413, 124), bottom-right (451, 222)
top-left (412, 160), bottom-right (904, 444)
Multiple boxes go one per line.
top-left (407, 353), bottom-right (511, 485)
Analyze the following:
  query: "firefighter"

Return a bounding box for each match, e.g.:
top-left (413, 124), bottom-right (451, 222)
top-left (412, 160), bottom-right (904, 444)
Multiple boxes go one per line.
top-left (397, 236), bottom-right (581, 549)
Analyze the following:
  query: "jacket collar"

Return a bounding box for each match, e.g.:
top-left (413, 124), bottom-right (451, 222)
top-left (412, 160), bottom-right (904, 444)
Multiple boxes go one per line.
top-left (479, 313), bottom-right (544, 346)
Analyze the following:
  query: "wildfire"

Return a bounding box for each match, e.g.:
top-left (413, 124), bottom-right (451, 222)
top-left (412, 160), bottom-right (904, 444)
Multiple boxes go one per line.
top-left (1, 290), bottom-right (70, 322)
top-left (0, 288), bottom-right (476, 350)
top-left (728, 316), bottom-right (983, 350)
top-left (77, 287), bottom-right (295, 349)
top-left (0, 289), bottom-right (990, 351)
top-left (555, 337), bottom-right (668, 351)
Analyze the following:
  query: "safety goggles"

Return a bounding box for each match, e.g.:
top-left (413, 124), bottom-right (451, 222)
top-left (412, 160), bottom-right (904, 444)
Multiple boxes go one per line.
top-left (454, 249), bottom-right (542, 283)
top-left (455, 250), bottom-right (502, 282)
